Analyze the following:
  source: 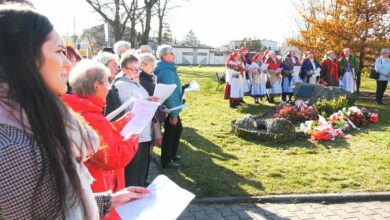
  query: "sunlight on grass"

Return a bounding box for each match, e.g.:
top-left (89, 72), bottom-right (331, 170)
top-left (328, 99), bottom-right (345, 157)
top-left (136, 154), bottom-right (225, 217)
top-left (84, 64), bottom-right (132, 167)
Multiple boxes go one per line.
top-left (155, 66), bottom-right (390, 197)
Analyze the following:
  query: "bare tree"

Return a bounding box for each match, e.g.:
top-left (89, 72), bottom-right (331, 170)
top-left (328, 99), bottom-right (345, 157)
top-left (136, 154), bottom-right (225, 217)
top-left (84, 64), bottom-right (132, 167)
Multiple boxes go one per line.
top-left (140, 0), bottom-right (158, 44)
top-left (155, 0), bottom-right (190, 45)
top-left (84, 0), bottom-right (134, 42)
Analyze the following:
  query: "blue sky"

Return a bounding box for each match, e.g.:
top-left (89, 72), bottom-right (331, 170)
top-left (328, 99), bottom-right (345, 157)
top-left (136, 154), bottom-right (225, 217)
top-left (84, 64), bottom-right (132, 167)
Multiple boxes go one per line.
top-left (31, 0), bottom-right (297, 47)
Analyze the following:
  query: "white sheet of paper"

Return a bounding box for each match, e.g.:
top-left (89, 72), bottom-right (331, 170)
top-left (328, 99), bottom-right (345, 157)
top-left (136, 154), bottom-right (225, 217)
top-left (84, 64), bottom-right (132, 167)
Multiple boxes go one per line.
top-left (185, 80), bottom-right (200, 92)
top-left (169, 104), bottom-right (187, 112)
top-left (116, 175), bottom-right (195, 220)
top-left (153, 84), bottom-right (177, 104)
top-left (105, 97), bottom-right (136, 121)
top-left (292, 66), bottom-right (302, 76)
top-left (314, 68), bottom-right (321, 76)
top-left (260, 63), bottom-right (269, 71)
top-left (120, 100), bottom-right (160, 136)
top-left (276, 68), bottom-right (284, 73)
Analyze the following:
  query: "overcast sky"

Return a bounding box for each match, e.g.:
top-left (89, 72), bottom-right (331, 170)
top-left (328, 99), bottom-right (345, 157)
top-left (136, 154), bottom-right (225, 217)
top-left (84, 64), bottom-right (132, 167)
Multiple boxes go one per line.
top-left (31, 0), bottom-right (298, 47)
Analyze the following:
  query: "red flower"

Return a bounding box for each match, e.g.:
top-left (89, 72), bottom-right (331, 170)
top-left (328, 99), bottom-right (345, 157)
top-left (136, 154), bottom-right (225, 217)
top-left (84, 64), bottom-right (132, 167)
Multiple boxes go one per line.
top-left (350, 115), bottom-right (355, 120)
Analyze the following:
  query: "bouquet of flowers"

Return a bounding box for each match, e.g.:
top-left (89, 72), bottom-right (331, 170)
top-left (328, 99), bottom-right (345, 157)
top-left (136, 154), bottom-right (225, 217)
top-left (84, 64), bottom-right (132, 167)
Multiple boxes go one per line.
top-left (342, 106), bottom-right (379, 127)
top-left (301, 115), bottom-right (347, 141)
top-left (328, 111), bottom-right (353, 131)
top-left (368, 112), bottom-right (379, 123)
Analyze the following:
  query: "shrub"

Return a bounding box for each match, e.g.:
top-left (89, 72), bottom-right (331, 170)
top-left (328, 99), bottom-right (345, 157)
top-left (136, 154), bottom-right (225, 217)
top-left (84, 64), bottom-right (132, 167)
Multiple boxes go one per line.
top-left (315, 96), bottom-right (349, 116)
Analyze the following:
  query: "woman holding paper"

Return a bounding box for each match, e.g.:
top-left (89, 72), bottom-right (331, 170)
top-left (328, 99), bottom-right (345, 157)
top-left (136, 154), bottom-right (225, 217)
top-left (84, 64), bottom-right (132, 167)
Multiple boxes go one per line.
top-left (138, 53), bottom-right (169, 184)
top-left (0, 4), bottom-right (148, 219)
top-left (301, 51), bottom-right (321, 84)
top-left (249, 53), bottom-right (267, 103)
top-left (265, 50), bottom-right (282, 103)
top-left (225, 51), bottom-right (245, 108)
top-left (338, 48), bottom-right (357, 93)
top-left (115, 54), bottom-right (160, 186)
top-left (155, 45), bottom-right (184, 169)
top-left (281, 49), bottom-right (302, 102)
top-left (61, 60), bottom-right (142, 218)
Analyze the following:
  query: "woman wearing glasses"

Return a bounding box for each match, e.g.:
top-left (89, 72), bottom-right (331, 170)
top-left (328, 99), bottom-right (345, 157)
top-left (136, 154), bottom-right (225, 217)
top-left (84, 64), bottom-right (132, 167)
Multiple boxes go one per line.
top-left (114, 53), bottom-right (159, 187)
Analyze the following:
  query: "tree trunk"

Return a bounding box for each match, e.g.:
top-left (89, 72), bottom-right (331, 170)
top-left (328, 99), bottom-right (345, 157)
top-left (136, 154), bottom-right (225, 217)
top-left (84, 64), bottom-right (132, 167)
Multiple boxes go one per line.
top-left (157, 17), bottom-right (163, 44)
top-left (141, 1), bottom-right (154, 45)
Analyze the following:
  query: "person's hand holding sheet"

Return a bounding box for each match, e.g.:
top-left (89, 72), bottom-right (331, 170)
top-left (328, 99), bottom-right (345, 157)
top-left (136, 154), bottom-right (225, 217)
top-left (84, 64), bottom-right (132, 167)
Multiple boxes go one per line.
top-left (185, 80), bottom-right (200, 92)
top-left (120, 100), bottom-right (161, 137)
top-left (111, 186), bottom-right (150, 209)
top-left (153, 84), bottom-right (176, 104)
top-left (115, 175), bottom-right (195, 220)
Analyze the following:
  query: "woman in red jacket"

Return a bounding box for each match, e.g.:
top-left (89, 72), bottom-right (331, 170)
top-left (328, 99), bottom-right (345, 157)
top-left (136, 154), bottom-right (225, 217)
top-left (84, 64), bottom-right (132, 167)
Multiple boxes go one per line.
top-left (61, 60), bottom-right (139, 219)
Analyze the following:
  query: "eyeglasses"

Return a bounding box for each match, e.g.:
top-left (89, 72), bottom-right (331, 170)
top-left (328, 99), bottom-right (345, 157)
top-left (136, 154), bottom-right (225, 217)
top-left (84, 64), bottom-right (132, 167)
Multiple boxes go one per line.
top-left (124, 67), bottom-right (140, 72)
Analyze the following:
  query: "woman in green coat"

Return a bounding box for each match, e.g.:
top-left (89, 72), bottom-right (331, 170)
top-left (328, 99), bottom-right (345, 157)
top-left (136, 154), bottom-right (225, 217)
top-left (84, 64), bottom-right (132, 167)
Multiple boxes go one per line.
top-left (338, 48), bottom-right (357, 92)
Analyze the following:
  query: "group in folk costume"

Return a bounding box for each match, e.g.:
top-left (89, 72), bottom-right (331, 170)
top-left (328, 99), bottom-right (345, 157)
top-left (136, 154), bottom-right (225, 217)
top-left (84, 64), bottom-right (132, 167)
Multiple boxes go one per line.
top-left (301, 51), bottom-right (321, 84)
top-left (338, 48), bottom-right (357, 93)
top-left (265, 50), bottom-right (282, 103)
top-left (321, 50), bottom-right (339, 87)
top-left (224, 51), bottom-right (245, 108)
top-left (248, 53), bottom-right (267, 104)
top-left (281, 49), bottom-right (302, 102)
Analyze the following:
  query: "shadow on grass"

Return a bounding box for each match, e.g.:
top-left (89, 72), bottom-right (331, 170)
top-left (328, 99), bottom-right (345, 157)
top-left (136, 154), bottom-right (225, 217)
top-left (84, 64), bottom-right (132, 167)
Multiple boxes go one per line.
top-left (163, 127), bottom-right (264, 198)
top-left (236, 102), bottom-right (275, 117)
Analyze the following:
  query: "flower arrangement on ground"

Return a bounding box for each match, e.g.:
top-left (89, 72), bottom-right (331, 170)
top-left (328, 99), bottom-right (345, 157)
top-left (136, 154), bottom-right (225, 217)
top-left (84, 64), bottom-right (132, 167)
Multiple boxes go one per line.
top-left (300, 106), bottom-right (379, 141)
top-left (274, 100), bottom-right (319, 123)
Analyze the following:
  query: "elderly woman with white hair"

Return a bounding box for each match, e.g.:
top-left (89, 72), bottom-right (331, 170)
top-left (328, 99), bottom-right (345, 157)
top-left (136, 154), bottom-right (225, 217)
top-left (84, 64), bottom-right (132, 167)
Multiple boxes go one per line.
top-left (114, 40), bottom-right (131, 58)
top-left (374, 48), bottom-right (390, 105)
top-left (93, 52), bottom-right (124, 120)
top-left (60, 59), bottom-right (142, 218)
top-left (138, 53), bottom-right (168, 184)
top-left (154, 45), bottom-right (183, 169)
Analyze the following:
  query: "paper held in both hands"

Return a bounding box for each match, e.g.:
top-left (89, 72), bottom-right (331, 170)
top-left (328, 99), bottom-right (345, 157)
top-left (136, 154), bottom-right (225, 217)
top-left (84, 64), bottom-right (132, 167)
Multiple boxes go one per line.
top-left (260, 63), bottom-right (269, 71)
top-left (119, 100), bottom-right (160, 137)
top-left (153, 84), bottom-right (177, 104)
top-left (116, 175), bottom-right (195, 220)
top-left (292, 66), bottom-right (302, 76)
top-left (105, 97), bottom-right (136, 121)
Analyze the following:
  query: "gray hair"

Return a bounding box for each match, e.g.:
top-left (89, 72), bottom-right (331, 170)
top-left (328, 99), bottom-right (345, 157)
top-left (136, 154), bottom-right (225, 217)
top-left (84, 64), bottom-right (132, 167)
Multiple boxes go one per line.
top-left (93, 52), bottom-right (118, 67)
top-left (139, 45), bottom-right (153, 53)
top-left (156, 44), bottom-right (174, 60)
top-left (138, 53), bottom-right (156, 65)
top-left (114, 40), bottom-right (131, 55)
top-left (381, 48), bottom-right (389, 55)
top-left (69, 59), bottom-right (110, 97)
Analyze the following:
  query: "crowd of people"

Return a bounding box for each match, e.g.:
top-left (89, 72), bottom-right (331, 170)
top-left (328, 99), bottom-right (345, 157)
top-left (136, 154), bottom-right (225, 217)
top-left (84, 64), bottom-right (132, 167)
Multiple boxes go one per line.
top-left (0, 2), bottom-right (185, 219)
top-left (224, 47), bottom-right (390, 108)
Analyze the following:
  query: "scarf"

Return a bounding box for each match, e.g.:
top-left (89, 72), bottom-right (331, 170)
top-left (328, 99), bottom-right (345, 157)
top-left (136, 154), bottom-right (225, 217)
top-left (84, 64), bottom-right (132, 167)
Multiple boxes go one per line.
top-left (0, 84), bottom-right (100, 220)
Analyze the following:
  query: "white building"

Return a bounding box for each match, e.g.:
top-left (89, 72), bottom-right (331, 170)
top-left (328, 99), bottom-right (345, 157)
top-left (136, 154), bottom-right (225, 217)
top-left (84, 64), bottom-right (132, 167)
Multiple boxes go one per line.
top-left (227, 39), bottom-right (280, 52)
top-left (165, 41), bottom-right (230, 65)
top-left (260, 39), bottom-right (279, 51)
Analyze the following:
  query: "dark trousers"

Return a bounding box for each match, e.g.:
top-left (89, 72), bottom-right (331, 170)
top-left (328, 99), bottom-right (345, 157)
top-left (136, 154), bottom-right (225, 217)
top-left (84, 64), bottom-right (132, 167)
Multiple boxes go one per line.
top-left (161, 116), bottom-right (183, 165)
top-left (125, 141), bottom-right (152, 187)
top-left (376, 80), bottom-right (388, 103)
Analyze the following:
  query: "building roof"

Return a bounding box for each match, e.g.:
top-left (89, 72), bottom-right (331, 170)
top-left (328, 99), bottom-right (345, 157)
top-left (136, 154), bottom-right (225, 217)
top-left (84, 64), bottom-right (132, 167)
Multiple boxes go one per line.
top-left (164, 41), bottom-right (214, 49)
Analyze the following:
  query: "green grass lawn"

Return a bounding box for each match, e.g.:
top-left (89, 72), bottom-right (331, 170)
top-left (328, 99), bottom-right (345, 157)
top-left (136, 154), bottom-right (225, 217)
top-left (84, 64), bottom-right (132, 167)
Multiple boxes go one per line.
top-left (155, 66), bottom-right (390, 198)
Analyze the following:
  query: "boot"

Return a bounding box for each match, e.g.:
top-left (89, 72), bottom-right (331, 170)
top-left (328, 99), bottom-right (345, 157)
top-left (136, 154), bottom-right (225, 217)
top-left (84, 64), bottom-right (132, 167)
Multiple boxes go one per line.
top-left (282, 94), bottom-right (287, 102)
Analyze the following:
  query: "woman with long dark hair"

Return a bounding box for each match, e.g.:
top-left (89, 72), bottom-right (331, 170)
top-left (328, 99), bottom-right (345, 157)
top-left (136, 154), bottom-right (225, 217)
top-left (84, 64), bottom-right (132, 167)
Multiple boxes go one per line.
top-left (0, 3), bottom-right (148, 219)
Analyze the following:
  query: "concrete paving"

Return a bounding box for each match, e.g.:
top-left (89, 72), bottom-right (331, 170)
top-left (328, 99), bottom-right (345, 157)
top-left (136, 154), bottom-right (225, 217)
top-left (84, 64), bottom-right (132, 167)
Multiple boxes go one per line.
top-left (147, 156), bottom-right (390, 220)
